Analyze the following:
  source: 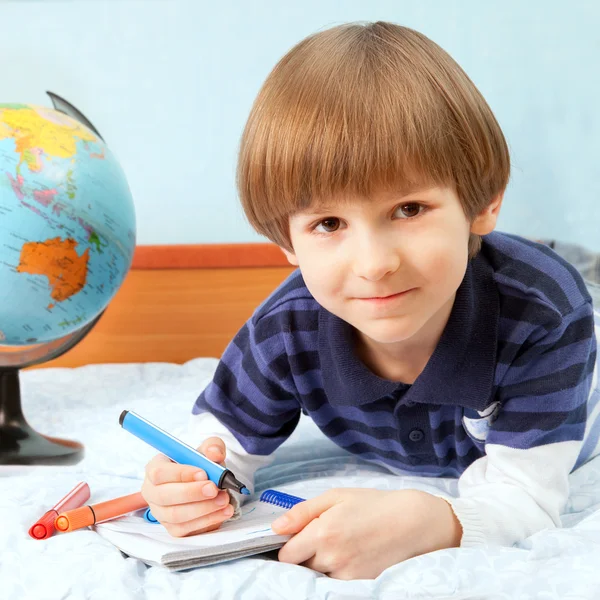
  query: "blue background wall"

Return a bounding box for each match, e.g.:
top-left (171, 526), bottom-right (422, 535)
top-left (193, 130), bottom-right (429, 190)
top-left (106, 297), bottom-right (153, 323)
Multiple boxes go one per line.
top-left (2, 0), bottom-right (599, 249)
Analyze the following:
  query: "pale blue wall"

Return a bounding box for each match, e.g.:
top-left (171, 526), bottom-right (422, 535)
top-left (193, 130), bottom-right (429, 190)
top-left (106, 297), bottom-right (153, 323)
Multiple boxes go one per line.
top-left (2, 0), bottom-right (599, 249)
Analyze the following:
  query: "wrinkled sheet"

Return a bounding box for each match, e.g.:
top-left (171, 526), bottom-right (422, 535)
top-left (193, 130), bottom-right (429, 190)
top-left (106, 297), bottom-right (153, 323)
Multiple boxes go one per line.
top-left (2, 358), bottom-right (600, 600)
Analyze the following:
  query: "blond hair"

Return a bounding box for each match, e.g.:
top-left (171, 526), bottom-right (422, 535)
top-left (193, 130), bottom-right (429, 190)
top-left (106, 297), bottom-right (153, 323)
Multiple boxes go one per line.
top-left (237, 21), bottom-right (510, 257)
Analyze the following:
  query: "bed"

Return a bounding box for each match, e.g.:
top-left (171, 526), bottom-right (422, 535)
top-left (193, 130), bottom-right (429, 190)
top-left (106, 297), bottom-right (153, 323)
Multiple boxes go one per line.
top-left (2, 241), bottom-right (600, 600)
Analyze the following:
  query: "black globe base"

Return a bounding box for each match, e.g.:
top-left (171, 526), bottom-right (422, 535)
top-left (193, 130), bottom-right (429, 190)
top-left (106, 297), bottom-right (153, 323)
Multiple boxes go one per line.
top-left (0, 422), bottom-right (83, 466)
top-left (0, 368), bottom-right (84, 466)
top-left (0, 314), bottom-right (104, 466)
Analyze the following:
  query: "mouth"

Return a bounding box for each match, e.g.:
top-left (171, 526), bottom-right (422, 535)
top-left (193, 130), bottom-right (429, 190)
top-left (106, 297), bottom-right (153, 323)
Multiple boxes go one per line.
top-left (357, 289), bottom-right (414, 302)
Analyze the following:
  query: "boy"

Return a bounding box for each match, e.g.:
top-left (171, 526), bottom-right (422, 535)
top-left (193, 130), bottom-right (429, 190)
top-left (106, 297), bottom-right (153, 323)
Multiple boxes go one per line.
top-left (141, 21), bottom-right (598, 579)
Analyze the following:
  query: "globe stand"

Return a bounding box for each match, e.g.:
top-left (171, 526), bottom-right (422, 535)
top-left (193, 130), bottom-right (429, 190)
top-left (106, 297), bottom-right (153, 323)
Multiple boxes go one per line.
top-left (0, 313), bottom-right (102, 466)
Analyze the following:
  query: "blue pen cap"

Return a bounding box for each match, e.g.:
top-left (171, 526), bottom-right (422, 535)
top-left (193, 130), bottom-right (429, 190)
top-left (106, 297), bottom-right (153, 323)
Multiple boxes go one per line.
top-left (143, 508), bottom-right (158, 523)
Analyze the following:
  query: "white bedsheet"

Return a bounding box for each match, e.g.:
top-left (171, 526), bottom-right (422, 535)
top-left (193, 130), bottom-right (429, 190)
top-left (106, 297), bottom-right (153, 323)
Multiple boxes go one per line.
top-left (2, 358), bottom-right (600, 600)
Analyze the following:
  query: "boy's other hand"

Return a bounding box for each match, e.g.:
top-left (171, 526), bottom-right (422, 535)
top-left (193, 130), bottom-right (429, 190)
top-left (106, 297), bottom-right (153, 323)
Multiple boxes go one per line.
top-left (272, 488), bottom-right (462, 580)
top-left (140, 437), bottom-right (235, 537)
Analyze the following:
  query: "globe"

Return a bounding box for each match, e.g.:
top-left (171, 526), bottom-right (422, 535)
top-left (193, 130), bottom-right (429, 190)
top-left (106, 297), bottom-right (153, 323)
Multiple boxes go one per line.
top-left (0, 100), bottom-right (136, 465)
top-left (0, 103), bottom-right (135, 345)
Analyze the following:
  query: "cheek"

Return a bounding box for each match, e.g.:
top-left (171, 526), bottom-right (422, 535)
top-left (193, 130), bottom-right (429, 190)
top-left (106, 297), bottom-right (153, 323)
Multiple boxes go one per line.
top-left (292, 247), bottom-right (344, 297)
top-left (431, 248), bottom-right (466, 276)
top-left (304, 269), bottom-right (345, 298)
top-left (414, 231), bottom-right (469, 286)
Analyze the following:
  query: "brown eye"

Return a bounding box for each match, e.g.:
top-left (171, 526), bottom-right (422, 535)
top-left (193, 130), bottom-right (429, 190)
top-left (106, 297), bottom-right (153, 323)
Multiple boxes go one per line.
top-left (396, 203), bottom-right (422, 219)
top-left (316, 218), bottom-right (340, 232)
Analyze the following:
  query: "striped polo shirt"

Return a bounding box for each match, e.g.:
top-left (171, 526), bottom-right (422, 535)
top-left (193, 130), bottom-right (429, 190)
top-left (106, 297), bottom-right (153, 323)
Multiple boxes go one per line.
top-left (193, 232), bottom-right (598, 478)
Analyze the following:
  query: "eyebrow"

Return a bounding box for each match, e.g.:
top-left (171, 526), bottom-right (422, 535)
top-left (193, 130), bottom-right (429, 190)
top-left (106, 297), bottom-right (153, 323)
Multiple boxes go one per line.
top-left (302, 186), bottom-right (433, 216)
top-left (302, 205), bottom-right (337, 216)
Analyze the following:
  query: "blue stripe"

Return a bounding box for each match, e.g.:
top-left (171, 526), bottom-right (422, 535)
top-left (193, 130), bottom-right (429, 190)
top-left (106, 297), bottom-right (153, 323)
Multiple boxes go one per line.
top-left (499, 345), bottom-right (593, 388)
top-left (309, 402), bottom-right (397, 428)
top-left (489, 422), bottom-right (586, 448)
top-left (433, 434), bottom-right (481, 458)
top-left (502, 234), bottom-right (591, 306)
top-left (202, 379), bottom-right (299, 423)
top-left (496, 316), bottom-right (549, 344)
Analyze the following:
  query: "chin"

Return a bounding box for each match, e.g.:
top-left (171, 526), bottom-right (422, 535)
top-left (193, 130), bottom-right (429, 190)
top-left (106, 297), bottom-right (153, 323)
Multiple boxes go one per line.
top-left (355, 321), bottom-right (420, 345)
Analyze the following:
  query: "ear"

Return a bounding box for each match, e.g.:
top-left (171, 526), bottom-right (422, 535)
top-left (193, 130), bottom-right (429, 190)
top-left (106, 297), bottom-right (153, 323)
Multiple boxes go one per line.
top-left (470, 192), bottom-right (504, 236)
top-left (280, 247), bottom-right (299, 266)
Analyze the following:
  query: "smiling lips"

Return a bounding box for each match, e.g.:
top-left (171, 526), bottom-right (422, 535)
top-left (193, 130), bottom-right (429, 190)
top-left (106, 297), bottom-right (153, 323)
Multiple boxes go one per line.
top-left (357, 289), bottom-right (414, 302)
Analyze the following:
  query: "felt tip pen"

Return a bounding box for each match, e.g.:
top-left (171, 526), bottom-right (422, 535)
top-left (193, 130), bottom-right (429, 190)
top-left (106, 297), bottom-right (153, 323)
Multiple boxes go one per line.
top-left (119, 410), bottom-right (250, 496)
top-left (54, 491), bottom-right (148, 532)
top-left (28, 482), bottom-right (90, 540)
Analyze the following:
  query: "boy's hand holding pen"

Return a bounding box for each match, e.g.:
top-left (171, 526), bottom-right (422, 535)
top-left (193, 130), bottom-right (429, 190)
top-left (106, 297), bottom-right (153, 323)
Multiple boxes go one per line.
top-left (121, 410), bottom-right (244, 538)
top-left (140, 434), bottom-right (237, 537)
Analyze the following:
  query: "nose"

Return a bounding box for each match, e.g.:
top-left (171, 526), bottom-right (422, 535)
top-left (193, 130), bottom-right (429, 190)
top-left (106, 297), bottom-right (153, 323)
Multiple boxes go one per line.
top-left (351, 234), bottom-right (401, 281)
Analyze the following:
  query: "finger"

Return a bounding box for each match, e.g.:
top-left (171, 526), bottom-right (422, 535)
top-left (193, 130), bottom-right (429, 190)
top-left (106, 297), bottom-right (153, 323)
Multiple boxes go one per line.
top-left (198, 437), bottom-right (226, 465)
top-left (141, 477), bottom-right (219, 506)
top-left (152, 490), bottom-right (232, 524)
top-left (277, 517), bottom-right (321, 565)
top-left (145, 454), bottom-right (208, 485)
top-left (271, 491), bottom-right (338, 535)
top-left (164, 503), bottom-right (235, 538)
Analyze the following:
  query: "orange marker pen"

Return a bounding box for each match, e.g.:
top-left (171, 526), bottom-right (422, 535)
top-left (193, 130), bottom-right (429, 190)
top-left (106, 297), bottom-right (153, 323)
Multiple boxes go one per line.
top-left (28, 482), bottom-right (91, 540)
top-left (54, 491), bottom-right (147, 533)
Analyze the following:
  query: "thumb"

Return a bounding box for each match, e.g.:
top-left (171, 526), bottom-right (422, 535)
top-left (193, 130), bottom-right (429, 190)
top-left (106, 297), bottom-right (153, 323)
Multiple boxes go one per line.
top-left (198, 436), bottom-right (227, 466)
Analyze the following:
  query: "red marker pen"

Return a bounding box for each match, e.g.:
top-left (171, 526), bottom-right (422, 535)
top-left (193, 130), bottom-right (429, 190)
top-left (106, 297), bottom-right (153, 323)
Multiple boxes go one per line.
top-left (28, 482), bottom-right (90, 540)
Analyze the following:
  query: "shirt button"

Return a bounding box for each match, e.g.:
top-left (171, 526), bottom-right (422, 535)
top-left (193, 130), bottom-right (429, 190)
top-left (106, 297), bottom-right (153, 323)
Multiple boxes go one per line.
top-left (408, 429), bottom-right (424, 442)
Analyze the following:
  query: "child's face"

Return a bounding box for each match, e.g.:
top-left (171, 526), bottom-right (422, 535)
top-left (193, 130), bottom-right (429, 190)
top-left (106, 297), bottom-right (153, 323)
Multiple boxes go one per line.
top-left (283, 186), bottom-right (501, 350)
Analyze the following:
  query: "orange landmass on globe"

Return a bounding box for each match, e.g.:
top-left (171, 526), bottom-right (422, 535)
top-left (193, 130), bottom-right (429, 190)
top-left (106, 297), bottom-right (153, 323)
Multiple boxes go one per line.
top-left (17, 237), bottom-right (90, 303)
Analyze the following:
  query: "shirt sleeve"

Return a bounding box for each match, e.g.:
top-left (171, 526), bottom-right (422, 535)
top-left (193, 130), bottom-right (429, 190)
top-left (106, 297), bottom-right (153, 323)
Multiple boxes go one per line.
top-left (448, 300), bottom-right (597, 547)
top-left (191, 313), bottom-right (302, 483)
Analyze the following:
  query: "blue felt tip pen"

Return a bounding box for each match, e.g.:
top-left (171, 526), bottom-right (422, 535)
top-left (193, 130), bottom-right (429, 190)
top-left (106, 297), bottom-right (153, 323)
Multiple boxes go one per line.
top-left (119, 410), bottom-right (251, 496)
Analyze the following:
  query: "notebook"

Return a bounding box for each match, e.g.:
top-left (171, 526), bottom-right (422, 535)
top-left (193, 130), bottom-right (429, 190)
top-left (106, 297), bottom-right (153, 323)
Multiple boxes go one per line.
top-left (93, 489), bottom-right (305, 571)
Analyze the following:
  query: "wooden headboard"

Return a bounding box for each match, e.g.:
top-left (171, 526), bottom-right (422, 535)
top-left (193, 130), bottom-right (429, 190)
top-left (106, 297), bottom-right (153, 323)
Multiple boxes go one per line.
top-left (42, 243), bottom-right (294, 368)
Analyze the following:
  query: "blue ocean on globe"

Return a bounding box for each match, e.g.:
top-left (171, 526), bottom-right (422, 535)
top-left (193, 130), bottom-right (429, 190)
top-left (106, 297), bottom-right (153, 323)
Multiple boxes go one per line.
top-left (0, 104), bottom-right (136, 346)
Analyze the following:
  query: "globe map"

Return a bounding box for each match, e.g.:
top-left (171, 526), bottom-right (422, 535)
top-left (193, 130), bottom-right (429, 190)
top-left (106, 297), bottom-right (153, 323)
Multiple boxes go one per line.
top-left (0, 104), bottom-right (135, 347)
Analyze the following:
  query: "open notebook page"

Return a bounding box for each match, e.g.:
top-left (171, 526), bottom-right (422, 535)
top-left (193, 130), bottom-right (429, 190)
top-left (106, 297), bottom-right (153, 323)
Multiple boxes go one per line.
top-left (93, 495), bottom-right (292, 568)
